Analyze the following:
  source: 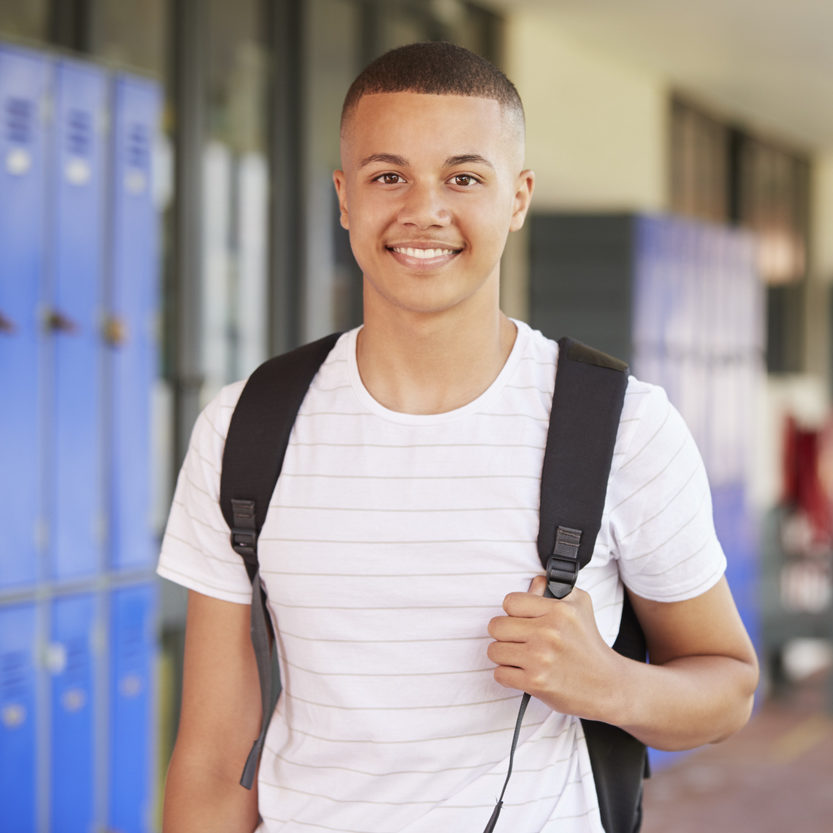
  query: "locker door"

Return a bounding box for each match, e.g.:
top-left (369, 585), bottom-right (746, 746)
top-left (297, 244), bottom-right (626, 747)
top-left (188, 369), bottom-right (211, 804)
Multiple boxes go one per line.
top-left (0, 603), bottom-right (39, 831)
top-left (47, 58), bottom-right (108, 582)
top-left (48, 592), bottom-right (97, 832)
top-left (0, 45), bottom-right (49, 589)
top-left (107, 75), bottom-right (161, 572)
top-left (108, 582), bottom-right (157, 832)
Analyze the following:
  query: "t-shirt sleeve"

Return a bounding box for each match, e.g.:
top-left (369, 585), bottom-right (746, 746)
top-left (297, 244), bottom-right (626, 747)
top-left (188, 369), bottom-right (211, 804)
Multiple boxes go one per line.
top-left (606, 379), bottom-right (727, 603)
top-left (157, 381), bottom-right (253, 604)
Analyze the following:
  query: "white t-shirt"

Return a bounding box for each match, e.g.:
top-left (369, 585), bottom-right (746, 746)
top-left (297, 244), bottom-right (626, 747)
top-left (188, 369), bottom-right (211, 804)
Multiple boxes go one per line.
top-left (158, 321), bottom-right (726, 833)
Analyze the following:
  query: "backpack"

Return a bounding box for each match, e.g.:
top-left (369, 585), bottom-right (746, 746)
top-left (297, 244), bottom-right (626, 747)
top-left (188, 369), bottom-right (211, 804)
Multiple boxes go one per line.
top-left (218, 333), bottom-right (648, 833)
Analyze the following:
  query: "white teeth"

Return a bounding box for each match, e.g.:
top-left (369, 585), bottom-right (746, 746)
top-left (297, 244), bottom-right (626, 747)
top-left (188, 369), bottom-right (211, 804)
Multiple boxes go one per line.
top-left (393, 247), bottom-right (456, 259)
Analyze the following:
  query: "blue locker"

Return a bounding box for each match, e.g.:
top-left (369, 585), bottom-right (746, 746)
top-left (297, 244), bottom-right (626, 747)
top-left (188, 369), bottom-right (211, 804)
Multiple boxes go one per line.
top-left (49, 592), bottom-right (97, 832)
top-left (632, 215), bottom-right (660, 354)
top-left (48, 59), bottom-right (108, 582)
top-left (0, 46), bottom-right (50, 589)
top-left (108, 582), bottom-right (157, 832)
top-left (107, 75), bottom-right (161, 573)
top-left (712, 482), bottom-right (760, 643)
top-left (1, 603), bottom-right (39, 832)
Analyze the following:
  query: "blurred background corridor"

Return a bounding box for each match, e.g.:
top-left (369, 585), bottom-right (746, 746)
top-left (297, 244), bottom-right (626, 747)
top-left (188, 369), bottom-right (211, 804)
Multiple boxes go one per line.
top-left (2, 1), bottom-right (833, 830)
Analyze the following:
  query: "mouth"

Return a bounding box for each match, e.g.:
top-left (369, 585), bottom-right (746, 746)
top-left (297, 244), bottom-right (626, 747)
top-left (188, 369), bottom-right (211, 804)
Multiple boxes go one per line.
top-left (386, 245), bottom-right (463, 269)
top-left (389, 246), bottom-right (461, 259)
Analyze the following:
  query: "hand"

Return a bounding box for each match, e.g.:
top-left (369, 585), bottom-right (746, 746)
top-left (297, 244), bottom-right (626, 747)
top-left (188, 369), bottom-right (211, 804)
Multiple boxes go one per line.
top-left (486, 576), bottom-right (623, 722)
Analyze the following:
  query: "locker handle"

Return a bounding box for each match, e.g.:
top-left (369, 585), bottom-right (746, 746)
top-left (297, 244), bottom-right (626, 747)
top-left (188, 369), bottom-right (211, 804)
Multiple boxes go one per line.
top-left (0, 311), bottom-right (15, 334)
top-left (46, 310), bottom-right (78, 334)
top-left (103, 315), bottom-right (128, 346)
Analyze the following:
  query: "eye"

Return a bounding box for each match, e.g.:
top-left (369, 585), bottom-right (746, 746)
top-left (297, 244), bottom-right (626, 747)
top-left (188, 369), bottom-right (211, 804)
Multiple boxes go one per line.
top-left (450, 173), bottom-right (480, 187)
top-left (374, 172), bottom-right (405, 185)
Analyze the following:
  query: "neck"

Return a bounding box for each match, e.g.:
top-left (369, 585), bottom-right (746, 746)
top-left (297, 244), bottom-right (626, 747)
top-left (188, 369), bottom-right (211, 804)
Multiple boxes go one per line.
top-left (356, 306), bottom-right (517, 414)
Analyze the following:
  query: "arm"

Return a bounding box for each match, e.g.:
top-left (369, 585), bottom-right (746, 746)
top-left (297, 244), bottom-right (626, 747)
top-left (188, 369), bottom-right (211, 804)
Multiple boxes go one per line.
top-left (163, 590), bottom-right (263, 832)
top-left (487, 575), bottom-right (759, 751)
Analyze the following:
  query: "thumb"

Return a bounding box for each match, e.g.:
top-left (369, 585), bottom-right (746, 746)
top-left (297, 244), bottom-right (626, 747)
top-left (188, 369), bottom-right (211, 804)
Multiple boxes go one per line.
top-left (528, 575), bottom-right (548, 596)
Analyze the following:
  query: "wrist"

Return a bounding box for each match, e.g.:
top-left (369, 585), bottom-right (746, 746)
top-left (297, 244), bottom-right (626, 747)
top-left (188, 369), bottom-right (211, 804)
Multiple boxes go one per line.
top-left (591, 650), bottom-right (645, 729)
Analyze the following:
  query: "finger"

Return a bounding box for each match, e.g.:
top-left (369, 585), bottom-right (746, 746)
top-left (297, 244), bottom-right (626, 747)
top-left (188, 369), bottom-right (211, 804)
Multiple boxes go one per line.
top-left (487, 640), bottom-right (528, 669)
top-left (493, 664), bottom-right (529, 691)
top-left (528, 575), bottom-right (547, 596)
top-left (488, 615), bottom-right (532, 642)
top-left (503, 590), bottom-right (552, 617)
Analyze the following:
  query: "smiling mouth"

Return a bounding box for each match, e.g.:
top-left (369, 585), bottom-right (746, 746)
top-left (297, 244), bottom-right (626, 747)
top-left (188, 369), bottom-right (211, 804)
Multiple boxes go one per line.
top-left (389, 246), bottom-right (461, 259)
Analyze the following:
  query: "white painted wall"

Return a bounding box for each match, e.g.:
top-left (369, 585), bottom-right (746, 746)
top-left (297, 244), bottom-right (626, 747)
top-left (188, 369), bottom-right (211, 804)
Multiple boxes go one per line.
top-left (505, 13), bottom-right (668, 213)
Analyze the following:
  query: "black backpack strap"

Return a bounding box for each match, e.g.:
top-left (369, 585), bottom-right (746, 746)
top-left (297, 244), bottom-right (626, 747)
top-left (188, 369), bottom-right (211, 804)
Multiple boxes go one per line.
top-left (581, 592), bottom-right (649, 833)
top-left (545, 337), bottom-right (647, 833)
top-left (219, 331), bottom-right (341, 788)
top-left (538, 337), bottom-right (629, 595)
top-left (485, 337), bottom-right (644, 833)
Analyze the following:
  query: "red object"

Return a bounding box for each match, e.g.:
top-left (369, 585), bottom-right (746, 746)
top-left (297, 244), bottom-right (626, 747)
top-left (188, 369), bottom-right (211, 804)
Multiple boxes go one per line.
top-left (781, 415), bottom-right (833, 544)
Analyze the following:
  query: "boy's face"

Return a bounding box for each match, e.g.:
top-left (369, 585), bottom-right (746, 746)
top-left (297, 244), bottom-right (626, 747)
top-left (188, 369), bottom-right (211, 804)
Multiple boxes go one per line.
top-left (334, 91), bottom-right (534, 320)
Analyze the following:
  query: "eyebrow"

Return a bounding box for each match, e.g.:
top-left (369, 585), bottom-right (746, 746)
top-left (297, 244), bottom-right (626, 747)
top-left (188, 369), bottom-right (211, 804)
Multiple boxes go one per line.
top-left (358, 152), bottom-right (495, 170)
top-left (445, 154), bottom-right (495, 170)
top-left (359, 153), bottom-right (407, 168)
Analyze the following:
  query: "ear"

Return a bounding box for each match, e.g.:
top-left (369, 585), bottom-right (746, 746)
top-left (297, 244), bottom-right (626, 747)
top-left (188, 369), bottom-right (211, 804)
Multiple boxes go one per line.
top-left (509, 169), bottom-right (535, 232)
top-left (333, 170), bottom-right (349, 230)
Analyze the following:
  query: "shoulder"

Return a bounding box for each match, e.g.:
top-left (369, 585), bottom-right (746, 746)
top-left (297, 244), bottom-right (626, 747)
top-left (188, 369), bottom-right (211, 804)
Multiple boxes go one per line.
top-left (616, 376), bottom-right (677, 463)
top-left (195, 330), bottom-right (354, 452)
top-left (606, 376), bottom-right (727, 601)
top-left (611, 373), bottom-right (695, 499)
top-left (184, 380), bottom-right (248, 479)
top-left (509, 321), bottom-right (558, 385)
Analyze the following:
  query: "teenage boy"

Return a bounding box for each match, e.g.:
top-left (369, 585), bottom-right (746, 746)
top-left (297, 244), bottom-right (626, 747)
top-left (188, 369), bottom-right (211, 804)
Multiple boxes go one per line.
top-left (158, 41), bottom-right (758, 833)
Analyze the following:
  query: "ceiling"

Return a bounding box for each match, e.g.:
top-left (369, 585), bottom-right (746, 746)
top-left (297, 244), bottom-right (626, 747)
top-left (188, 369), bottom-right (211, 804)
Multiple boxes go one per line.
top-left (486, 0), bottom-right (833, 152)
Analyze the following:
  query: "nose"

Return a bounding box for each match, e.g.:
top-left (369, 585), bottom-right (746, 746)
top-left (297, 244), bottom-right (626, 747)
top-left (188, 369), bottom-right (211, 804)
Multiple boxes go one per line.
top-left (397, 182), bottom-right (450, 229)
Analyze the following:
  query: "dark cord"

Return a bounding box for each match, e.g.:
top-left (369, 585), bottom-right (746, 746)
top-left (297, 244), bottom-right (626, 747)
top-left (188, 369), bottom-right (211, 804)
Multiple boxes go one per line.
top-left (482, 692), bottom-right (531, 832)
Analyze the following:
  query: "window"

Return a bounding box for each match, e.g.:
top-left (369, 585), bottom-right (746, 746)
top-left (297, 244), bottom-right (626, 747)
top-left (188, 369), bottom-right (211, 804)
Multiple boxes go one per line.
top-left (670, 97), bottom-right (730, 224)
top-left (201, 0), bottom-right (270, 394)
top-left (670, 96), bottom-right (811, 372)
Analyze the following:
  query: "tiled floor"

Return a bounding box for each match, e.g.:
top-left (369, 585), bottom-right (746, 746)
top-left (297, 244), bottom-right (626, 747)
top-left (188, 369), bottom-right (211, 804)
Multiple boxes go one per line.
top-left (641, 669), bottom-right (833, 833)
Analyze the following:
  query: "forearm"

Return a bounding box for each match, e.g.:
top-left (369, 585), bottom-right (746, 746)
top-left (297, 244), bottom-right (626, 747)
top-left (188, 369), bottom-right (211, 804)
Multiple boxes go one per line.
top-left (164, 591), bottom-right (264, 832)
top-left (163, 747), bottom-right (260, 833)
top-left (600, 651), bottom-right (758, 751)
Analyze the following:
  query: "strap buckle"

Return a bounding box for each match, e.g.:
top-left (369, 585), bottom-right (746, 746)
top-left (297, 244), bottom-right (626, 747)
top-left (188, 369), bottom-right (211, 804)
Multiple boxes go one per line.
top-left (231, 528), bottom-right (257, 558)
top-left (230, 498), bottom-right (257, 558)
top-left (546, 525), bottom-right (582, 599)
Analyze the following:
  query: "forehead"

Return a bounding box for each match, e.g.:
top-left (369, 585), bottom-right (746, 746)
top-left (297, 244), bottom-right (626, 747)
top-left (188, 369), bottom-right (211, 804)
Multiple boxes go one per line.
top-left (340, 91), bottom-right (523, 166)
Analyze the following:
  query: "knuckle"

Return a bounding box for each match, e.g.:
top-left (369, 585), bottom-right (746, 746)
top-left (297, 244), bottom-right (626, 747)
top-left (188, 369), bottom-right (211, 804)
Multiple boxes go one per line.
top-left (530, 644), bottom-right (552, 670)
top-left (527, 668), bottom-right (547, 692)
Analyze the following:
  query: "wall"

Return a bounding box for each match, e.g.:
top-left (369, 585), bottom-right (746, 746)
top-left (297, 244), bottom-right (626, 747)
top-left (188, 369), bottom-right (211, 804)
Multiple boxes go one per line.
top-left (505, 12), bottom-right (668, 213)
top-left (499, 11), bottom-right (668, 321)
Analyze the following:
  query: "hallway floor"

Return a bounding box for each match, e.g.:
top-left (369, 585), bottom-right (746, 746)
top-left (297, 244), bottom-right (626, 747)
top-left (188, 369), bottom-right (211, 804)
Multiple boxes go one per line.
top-left (641, 666), bottom-right (833, 832)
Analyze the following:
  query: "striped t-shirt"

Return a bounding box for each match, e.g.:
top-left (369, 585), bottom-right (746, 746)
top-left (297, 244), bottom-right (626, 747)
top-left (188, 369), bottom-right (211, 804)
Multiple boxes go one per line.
top-left (158, 320), bottom-right (726, 833)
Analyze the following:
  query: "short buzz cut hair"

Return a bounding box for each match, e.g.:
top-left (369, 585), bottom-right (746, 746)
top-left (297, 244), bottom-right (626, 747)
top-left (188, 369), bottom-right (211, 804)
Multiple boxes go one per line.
top-left (340, 41), bottom-right (525, 136)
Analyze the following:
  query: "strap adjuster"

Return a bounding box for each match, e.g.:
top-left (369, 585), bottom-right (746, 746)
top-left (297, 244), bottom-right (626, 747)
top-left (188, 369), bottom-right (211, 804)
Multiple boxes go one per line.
top-left (546, 525), bottom-right (582, 599)
top-left (231, 528), bottom-right (257, 557)
top-left (230, 498), bottom-right (257, 558)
